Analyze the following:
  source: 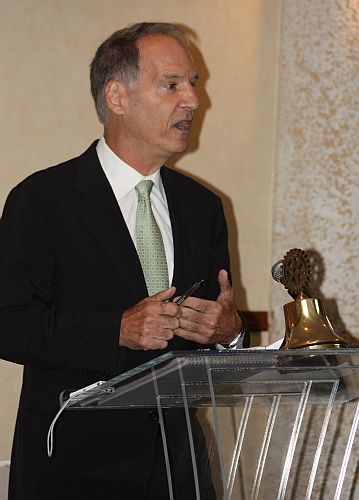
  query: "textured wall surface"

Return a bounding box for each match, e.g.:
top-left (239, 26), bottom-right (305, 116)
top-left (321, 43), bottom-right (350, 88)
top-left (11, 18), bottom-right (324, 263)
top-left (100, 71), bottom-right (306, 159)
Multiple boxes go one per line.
top-left (270, 0), bottom-right (359, 344)
top-left (269, 1), bottom-right (359, 498)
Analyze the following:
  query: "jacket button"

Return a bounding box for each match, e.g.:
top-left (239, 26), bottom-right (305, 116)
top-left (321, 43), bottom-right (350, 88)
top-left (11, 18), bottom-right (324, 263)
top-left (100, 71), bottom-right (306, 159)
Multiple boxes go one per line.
top-left (149, 410), bottom-right (159, 423)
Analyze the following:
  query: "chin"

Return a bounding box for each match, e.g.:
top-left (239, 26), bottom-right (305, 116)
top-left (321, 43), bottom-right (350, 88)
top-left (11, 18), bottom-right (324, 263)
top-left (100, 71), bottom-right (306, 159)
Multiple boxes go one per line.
top-left (173, 140), bottom-right (189, 154)
top-left (161, 138), bottom-right (189, 158)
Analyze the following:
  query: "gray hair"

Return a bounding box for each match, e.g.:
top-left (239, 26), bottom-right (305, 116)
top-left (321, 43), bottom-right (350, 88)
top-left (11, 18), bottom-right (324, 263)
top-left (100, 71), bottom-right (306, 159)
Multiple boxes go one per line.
top-left (90, 22), bottom-right (189, 123)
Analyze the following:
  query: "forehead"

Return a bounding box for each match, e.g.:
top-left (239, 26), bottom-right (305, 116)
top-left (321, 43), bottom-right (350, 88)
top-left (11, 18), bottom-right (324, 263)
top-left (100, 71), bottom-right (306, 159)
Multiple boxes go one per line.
top-left (137, 34), bottom-right (196, 77)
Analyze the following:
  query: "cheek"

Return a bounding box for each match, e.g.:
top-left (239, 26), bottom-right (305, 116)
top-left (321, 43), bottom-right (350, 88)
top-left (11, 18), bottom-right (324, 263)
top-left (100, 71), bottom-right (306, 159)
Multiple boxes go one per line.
top-left (128, 97), bottom-right (174, 137)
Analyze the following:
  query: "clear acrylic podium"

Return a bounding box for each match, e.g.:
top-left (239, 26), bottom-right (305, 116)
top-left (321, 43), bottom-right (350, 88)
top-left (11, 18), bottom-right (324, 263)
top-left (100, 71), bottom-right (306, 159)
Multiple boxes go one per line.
top-left (66, 350), bottom-right (359, 499)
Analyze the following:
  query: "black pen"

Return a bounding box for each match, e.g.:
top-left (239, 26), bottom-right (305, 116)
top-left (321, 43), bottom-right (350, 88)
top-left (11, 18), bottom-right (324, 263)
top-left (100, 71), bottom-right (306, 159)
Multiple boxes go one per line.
top-left (174, 278), bottom-right (205, 305)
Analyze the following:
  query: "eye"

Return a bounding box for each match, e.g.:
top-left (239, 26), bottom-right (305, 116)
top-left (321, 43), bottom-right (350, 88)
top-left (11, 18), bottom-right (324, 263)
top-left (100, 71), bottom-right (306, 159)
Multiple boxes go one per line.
top-left (165, 82), bottom-right (177, 91)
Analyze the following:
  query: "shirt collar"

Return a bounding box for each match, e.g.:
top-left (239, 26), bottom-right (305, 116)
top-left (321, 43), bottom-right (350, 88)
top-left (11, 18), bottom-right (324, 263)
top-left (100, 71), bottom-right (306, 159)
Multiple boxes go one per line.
top-left (96, 136), bottom-right (164, 200)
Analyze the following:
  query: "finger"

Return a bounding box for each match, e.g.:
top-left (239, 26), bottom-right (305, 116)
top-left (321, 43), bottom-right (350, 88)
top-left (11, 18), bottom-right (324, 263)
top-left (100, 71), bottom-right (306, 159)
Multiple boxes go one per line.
top-left (180, 299), bottom-right (222, 318)
top-left (152, 327), bottom-right (175, 341)
top-left (123, 327), bottom-right (174, 350)
top-left (140, 327), bottom-right (174, 348)
top-left (178, 316), bottom-right (216, 335)
top-left (158, 301), bottom-right (182, 318)
top-left (147, 286), bottom-right (176, 302)
top-left (217, 269), bottom-right (234, 301)
top-left (149, 286), bottom-right (176, 301)
top-left (179, 306), bottom-right (213, 326)
top-left (174, 328), bottom-right (210, 345)
top-left (140, 300), bottom-right (180, 319)
top-left (147, 315), bottom-right (180, 330)
top-left (178, 296), bottom-right (213, 313)
top-left (141, 337), bottom-right (169, 350)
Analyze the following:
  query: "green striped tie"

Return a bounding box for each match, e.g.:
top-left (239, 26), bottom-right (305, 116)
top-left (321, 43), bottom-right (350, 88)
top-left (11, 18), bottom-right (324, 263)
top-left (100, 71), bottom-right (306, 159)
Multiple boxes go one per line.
top-left (135, 180), bottom-right (169, 295)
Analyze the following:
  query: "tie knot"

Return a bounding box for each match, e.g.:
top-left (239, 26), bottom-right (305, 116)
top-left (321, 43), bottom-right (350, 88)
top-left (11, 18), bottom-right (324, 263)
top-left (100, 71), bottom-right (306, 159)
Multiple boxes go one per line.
top-left (135, 180), bottom-right (154, 200)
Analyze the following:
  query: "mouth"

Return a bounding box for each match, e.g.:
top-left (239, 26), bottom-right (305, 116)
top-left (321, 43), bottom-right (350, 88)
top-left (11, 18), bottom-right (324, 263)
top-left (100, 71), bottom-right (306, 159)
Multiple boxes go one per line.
top-left (173, 120), bottom-right (192, 131)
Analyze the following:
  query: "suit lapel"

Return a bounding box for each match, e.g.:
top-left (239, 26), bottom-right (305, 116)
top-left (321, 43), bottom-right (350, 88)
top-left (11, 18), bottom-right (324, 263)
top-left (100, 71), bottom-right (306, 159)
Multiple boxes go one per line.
top-left (74, 143), bottom-right (147, 301)
top-left (73, 144), bottom-right (199, 301)
top-left (161, 167), bottom-right (198, 293)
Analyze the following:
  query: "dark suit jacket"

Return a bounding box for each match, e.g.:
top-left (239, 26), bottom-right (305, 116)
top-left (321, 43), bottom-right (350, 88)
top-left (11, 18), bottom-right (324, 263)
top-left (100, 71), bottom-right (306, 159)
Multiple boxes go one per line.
top-left (0, 142), bottom-right (233, 499)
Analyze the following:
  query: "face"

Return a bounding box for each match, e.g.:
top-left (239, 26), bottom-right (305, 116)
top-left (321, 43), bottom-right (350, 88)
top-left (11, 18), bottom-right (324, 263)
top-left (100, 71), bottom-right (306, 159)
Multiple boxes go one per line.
top-left (118, 34), bottom-right (199, 170)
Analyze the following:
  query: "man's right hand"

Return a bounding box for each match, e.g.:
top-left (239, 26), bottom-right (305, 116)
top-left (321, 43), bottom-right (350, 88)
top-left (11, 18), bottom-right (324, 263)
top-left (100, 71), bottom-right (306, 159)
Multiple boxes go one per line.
top-left (119, 287), bottom-right (180, 350)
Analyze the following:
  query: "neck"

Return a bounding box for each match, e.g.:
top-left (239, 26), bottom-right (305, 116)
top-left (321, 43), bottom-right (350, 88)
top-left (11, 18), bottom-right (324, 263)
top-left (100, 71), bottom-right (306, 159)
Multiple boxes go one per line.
top-left (103, 128), bottom-right (166, 176)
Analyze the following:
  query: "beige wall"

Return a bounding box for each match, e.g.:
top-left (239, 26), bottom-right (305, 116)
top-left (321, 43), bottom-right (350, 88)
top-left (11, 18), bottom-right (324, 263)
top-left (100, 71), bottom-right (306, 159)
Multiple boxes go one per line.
top-left (0, 1), bottom-right (281, 459)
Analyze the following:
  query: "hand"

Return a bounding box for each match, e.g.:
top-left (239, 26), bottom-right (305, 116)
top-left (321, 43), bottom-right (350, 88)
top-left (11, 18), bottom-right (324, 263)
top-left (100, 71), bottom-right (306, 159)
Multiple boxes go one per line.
top-left (174, 269), bottom-right (241, 345)
top-left (119, 287), bottom-right (181, 350)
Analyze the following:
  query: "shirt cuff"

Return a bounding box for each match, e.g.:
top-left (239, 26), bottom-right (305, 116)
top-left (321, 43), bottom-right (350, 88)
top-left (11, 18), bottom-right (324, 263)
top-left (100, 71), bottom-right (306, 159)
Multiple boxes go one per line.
top-left (215, 327), bottom-right (245, 351)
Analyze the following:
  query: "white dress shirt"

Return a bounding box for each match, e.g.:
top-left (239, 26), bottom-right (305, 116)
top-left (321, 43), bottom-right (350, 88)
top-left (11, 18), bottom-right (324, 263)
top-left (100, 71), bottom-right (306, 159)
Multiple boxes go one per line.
top-left (96, 138), bottom-right (244, 348)
top-left (96, 136), bottom-right (174, 283)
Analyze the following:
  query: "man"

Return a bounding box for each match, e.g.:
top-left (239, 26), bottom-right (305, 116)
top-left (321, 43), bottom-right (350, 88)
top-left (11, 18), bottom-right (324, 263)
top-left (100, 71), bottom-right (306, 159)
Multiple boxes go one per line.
top-left (0, 23), bottom-right (248, 499)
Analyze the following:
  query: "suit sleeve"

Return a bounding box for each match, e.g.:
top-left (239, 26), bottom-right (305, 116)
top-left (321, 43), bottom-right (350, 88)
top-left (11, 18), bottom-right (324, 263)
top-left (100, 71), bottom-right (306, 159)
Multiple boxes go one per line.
top-left (0, 186), bottom-right (121, 375)
top-left (206, 195), bottom-right (231, 299)
top-left (206, 195), bottom-right (250, 348)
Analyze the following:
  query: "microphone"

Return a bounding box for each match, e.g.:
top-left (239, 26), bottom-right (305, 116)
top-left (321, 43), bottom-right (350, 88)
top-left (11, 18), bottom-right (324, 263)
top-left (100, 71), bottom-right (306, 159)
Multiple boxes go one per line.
top-left (271, 259), bottom-right (283, 284)
top-left (271, 258), bottom-right (296, 298)
top-left (271, 257), bottom-right (311, 299)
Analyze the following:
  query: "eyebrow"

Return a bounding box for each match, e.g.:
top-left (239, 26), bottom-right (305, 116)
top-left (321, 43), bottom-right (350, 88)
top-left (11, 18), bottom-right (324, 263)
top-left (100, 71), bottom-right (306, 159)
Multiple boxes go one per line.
top-left (161, 73), bottom-right (199, 82)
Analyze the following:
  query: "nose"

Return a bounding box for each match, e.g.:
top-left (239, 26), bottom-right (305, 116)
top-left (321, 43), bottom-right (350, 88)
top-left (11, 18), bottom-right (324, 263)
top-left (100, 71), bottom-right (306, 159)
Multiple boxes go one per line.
top-left (181, 83), bottom-right (199, 111)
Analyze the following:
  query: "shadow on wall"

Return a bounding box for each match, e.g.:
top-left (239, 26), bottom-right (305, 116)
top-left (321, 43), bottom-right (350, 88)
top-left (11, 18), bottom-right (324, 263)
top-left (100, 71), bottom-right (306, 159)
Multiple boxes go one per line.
top-left (167, 24), bottom-right (249, 312)
top-left (305, 248), bottom-right (358, 347)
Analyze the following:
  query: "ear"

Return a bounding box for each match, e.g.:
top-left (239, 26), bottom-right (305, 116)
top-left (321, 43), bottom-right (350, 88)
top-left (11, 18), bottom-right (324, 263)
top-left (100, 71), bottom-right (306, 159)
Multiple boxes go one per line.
top-left (105, 80), bottom-right (127, 116)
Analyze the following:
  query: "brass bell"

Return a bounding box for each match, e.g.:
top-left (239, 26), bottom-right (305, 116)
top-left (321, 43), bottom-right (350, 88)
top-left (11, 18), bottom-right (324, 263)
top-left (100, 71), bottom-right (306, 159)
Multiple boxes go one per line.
top-left (272, 248), bottom-right (348, 350)
top-left (280, 296), bottom-right (348, 350)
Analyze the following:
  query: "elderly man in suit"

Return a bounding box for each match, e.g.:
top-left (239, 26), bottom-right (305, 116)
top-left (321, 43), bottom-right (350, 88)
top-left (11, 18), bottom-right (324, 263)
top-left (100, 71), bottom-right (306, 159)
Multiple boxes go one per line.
top-left (0, 22), bottom-right (247, 499)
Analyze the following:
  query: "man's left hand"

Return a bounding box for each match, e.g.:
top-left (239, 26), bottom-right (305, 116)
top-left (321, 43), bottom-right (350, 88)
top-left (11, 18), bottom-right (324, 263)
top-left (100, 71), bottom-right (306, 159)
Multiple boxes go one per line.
top-left (174, 269), bottom-right (242, 345)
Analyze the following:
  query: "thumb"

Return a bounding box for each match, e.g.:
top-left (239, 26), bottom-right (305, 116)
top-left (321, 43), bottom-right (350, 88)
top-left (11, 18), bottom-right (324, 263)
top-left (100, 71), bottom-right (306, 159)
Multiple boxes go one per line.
top-left (148, 286), bottom-right (176, 302)
top-left (217, 269), bottom-right (233, 301)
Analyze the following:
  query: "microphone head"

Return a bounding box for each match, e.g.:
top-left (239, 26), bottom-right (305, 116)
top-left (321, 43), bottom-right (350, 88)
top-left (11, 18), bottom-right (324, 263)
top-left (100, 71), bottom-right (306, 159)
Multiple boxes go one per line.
top-left (271, 259), bottom-right (283, 284)
top-left (271, 252), bottom-right (312, 300)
